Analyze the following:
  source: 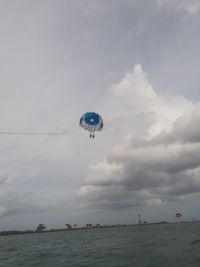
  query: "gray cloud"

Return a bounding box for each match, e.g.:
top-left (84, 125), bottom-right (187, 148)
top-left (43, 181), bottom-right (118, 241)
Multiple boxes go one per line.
top-left (150, 107), bottom-right (200, 145)
top-left (155, 0), bottom-right (200, 15)
top-left (0, 174), bottom-right (9, 186)
top-left (0, 0), bottom-right (200, 227)
top-left (79, 65), bottom-right (200, 211)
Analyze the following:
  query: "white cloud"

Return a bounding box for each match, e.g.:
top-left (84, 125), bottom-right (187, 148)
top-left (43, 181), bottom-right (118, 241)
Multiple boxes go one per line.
top-left (79, 64), bottom-right (200, 211)
top-left (103, 64), bottom-right (193, 138)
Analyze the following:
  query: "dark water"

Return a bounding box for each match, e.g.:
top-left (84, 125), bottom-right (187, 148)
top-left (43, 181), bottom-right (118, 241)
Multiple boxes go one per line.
top-left (1, 222), bottom-right (200, 267)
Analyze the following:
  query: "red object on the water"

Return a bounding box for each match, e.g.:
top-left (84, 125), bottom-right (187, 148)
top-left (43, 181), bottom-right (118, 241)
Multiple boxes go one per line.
top-left (176, 212), bottom-right (182, 218)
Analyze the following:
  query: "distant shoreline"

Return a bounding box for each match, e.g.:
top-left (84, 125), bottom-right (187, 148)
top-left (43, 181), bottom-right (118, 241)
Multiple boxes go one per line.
top-left (0, 220), bottom-right (199, 237)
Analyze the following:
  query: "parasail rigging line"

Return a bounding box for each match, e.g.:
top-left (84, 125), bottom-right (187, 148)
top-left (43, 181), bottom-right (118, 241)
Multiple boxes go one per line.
top-left (0, 131), bottom-right (68, 136)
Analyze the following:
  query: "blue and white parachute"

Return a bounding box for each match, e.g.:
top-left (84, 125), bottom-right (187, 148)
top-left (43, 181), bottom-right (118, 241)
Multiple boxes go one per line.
top-left (79, 112), bottom-right (103, 138)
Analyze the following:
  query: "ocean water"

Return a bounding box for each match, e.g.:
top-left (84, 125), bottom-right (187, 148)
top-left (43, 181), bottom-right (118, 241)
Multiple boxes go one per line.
top-left (0, 222), bottom-right (200, 267)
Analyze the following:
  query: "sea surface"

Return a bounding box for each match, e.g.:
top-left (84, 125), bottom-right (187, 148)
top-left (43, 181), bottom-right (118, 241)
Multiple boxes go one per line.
top-left (0, 222), bottom-right (200, 267)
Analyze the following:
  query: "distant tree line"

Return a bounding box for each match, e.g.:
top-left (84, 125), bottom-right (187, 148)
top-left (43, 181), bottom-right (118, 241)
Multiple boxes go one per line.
top-left (36, 224), bottom-right (46, 232)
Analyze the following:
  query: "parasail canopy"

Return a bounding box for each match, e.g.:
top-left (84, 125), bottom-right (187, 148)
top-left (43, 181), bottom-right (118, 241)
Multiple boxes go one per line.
top-left (79, 112), bottom-right (103, 138)
top-left (175, 212), bottom-right (182, 218)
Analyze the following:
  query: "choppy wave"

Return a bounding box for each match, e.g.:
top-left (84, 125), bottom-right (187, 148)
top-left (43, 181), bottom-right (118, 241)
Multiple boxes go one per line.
top-left (0, 222), bottom-right (200, 267)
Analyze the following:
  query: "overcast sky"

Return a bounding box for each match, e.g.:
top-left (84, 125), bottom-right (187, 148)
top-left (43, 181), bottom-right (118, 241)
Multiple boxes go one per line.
top-left (0, 0), bottom-right (200, 230)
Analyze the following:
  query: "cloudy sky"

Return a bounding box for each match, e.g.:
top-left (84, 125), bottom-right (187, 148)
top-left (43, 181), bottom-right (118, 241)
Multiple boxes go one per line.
top-left (0, 0), bottom-right (200, 230)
